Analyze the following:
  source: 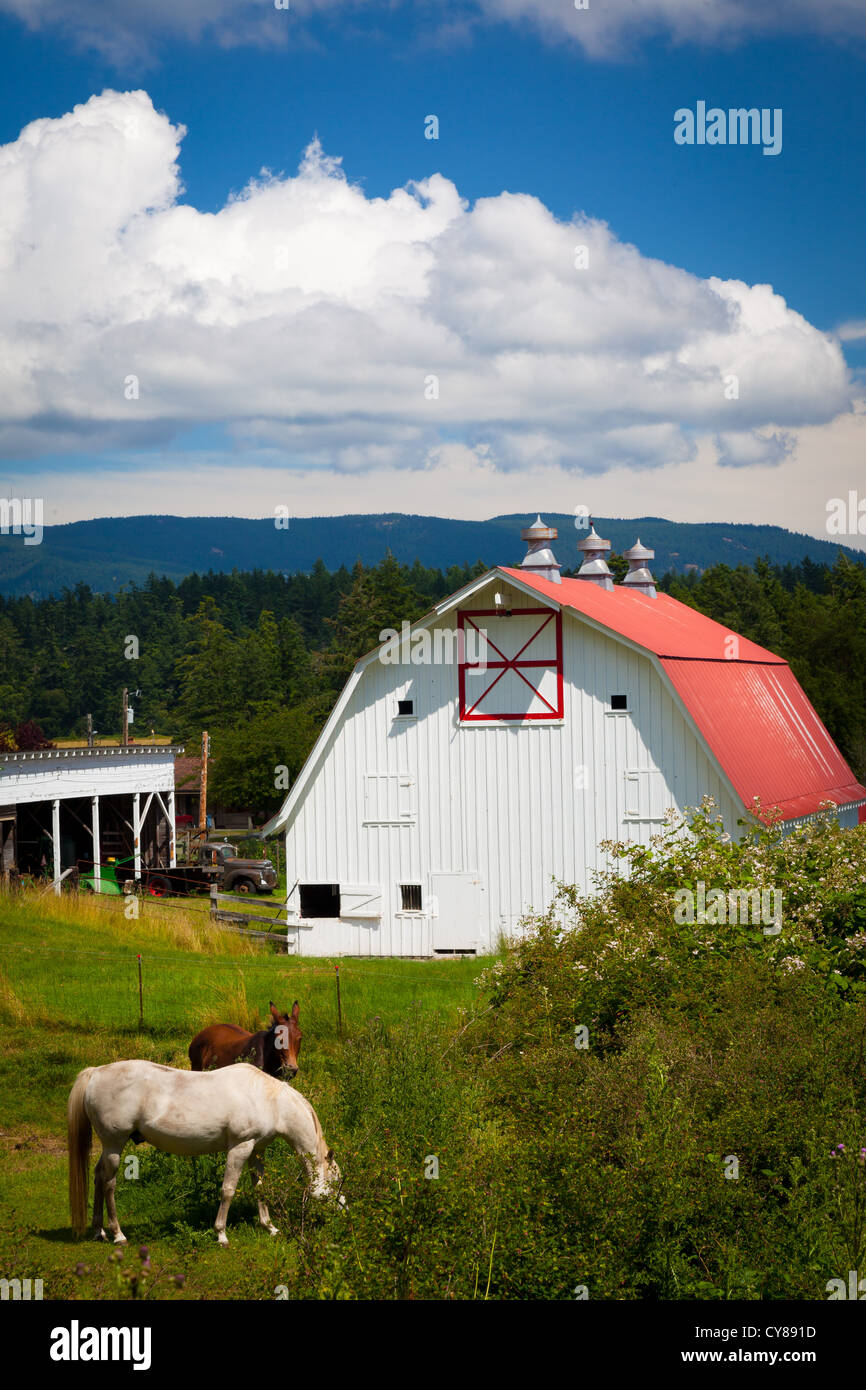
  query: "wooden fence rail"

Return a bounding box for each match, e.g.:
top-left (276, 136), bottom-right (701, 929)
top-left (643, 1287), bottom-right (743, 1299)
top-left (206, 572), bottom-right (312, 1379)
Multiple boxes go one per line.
top-left (209, 885), bottom-right (291, 943)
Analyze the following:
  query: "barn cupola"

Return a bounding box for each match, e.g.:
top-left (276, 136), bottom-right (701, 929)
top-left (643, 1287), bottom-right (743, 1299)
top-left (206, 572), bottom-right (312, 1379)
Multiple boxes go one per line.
top-left (520, 515), bottom-right (562, 585)
top-left (622, 538), bottom-right (657, 599)
top-left (576, 522), bottom-right (614, 591)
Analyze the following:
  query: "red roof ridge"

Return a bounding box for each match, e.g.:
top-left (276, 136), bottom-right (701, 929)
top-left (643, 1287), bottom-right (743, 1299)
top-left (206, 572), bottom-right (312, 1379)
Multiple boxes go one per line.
top-left (500, 567), bottom-right (784, 663)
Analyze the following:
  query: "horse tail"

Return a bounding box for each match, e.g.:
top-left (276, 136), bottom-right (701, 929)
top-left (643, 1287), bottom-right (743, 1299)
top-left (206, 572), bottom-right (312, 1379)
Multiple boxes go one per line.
top-left (68, 1067), bottom-right (95, 1235)
top-left (188, 1034), bottom-right (205, 1071)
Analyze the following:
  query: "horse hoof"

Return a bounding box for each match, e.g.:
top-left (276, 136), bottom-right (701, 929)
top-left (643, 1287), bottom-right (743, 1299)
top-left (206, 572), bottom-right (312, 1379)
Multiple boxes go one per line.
top-left (216, 1235), bottom-right (229, 1248)
top-left (95, 1229), bottom-right (108, 1242)
top-left (267, 1226), bottom-right (279, 1237)
top-left (113, 1235), bottom-right (127, 1245)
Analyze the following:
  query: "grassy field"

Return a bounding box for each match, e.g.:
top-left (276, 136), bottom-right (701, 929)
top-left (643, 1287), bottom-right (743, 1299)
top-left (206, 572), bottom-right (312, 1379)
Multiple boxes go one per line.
top-left (9, 810), bottom-right (861, 1302)
top-left (0, 889), bottom-right (482, 1301)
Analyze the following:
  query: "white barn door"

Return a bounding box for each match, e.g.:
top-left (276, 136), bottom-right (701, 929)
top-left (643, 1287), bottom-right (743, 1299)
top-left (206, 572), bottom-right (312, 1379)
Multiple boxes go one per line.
top-left (430, 872), bottom-right (482, 951)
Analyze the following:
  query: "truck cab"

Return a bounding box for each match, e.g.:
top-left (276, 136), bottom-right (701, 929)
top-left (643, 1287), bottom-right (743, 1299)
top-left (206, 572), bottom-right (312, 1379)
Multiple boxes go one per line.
top-left (198, 841), bottom-right (277, 894)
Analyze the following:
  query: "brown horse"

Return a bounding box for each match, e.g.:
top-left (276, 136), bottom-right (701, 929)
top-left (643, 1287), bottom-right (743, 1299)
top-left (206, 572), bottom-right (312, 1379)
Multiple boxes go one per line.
top-left (188, 1002), bottom-right (302, 1080)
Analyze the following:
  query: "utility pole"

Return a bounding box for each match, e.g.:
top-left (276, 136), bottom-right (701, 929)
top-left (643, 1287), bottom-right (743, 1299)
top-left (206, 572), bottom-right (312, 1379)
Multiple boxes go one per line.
top-left (121, 688), bottom-right (128, 747)
top-left (86, 714), bottom-right (93, 749)
top-left (199, 730), bottom-right (209, 832)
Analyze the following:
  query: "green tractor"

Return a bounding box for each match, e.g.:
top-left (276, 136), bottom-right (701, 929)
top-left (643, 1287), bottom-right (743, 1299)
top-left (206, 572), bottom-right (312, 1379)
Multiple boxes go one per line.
top-left (78, 856), bottom-right (128, 896)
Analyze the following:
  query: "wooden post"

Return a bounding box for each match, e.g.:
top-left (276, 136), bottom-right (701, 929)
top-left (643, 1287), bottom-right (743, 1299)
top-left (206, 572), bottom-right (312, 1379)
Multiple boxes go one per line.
top-left (334, 962), bottom-right (343, 1041)
top-left (51, 798), bottom-right (61, 896)
top-left (168, 787), bottom-right (176, 868)
top-left (121, 688), bottom-right (128, 747)
top-left (86, 713), bottom-right (94, 748)
top-left (91, 795), bottom-right (101, 892)
top-left (137, 955), bottom-right (144, 1030)
top-left (133, 792), bottom-right (141, 882)
top-left (199, 731), bottom-right (209, 832)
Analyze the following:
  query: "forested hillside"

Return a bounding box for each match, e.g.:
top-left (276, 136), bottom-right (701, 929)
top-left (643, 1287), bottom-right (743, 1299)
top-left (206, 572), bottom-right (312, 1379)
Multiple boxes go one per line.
top-left (2, 511), bottom-right (863, 597)
top-left (0, 550), bottom-right (863, 818)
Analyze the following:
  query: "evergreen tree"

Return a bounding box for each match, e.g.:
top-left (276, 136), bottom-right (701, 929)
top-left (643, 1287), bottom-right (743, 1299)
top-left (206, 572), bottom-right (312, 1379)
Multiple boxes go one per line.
top-left (176, 598), bottom-right (243, 732)
top-left (321, 553), bottom-right (429, 688)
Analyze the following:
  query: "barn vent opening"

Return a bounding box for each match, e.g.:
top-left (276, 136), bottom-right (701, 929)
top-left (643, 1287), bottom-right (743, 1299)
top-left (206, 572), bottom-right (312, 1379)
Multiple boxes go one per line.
top-left (520, 515), bottom-right (561, 585)
top-left (299, 884), bottom-right (340, 918)
top-left (397, 700), bottom-right (414, 716)
top-left (434, 948), bottom-right (477, 956)
top-left (610, 694), bottom-right (628, 710)
top-left (621, 538), bottom-right (657, 599)
top-left (400, 884), bottom-right (423, 911)
top-left (576, 522), bottom-right (614, 591)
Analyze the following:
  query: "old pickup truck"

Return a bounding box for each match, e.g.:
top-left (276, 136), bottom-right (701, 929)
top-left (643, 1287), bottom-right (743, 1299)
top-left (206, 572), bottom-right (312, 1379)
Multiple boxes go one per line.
top-left (139, 841), bottom-right (278, 897)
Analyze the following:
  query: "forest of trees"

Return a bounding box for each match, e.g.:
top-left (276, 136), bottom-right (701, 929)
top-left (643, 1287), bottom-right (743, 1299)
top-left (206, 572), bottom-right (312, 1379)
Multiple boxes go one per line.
top-left (0, 549), bottom-right (863, 818)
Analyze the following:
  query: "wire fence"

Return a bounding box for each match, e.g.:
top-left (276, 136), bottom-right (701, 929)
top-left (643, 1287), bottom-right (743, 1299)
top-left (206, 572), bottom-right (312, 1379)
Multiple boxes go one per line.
top-left (1, 924), bottom-right (483, 1037)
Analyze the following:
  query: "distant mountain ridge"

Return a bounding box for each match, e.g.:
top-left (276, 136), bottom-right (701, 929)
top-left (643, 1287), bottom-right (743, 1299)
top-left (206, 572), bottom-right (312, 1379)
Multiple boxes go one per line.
top-left (0, 512), bottom-right (862, 598)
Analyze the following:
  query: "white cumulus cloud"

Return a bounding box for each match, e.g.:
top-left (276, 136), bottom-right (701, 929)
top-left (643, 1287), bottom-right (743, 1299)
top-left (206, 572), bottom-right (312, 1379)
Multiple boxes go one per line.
top-left (0, 89), bottom-right (854, 478)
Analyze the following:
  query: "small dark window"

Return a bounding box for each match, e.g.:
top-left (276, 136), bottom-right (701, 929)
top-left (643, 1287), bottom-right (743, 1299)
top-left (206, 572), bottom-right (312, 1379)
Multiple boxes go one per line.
top-left (610, 694), bottom-right (628, 710)
top-left (400, 884), bottom-right (423, 911)
top-left (397, 700), bottom-right (414, 716)
top-left (299, 884), bottom-right (340, 918)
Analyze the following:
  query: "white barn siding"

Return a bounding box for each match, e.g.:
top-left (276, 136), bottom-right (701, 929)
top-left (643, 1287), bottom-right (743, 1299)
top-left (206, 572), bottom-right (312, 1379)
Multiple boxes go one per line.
top-left (284, 579), bottom-right (742, 957)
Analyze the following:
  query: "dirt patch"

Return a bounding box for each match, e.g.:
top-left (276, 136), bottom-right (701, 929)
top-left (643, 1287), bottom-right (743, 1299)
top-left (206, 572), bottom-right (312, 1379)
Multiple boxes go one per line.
top-left (0, 1128), bottom-right (66, 1157)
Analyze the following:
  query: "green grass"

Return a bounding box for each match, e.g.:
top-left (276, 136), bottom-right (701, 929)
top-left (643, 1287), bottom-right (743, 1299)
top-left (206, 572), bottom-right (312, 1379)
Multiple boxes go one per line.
top-left (0, 889), bottom-right (482, 1300)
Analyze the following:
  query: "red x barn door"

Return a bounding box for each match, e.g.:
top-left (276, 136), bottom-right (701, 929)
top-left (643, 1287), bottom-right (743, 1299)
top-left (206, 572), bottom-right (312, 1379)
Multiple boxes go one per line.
top-left (458, 607), bottom-right (563, 721)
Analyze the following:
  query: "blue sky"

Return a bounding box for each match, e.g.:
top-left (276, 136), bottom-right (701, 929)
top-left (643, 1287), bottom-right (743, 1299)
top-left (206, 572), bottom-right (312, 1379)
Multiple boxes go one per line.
top-left (0, 0), bottom-right (864, 543)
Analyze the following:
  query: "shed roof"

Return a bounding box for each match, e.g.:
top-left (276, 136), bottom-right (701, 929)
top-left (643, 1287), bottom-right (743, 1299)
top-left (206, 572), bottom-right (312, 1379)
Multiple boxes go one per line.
top-left (0, 745), bottom-right (181, 762)
top-left (173, 756), bottom-right (202, 791)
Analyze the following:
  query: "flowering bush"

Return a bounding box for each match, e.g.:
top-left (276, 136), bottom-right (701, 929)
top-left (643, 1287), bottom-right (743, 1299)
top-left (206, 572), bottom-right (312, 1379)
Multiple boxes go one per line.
top-left (466, 802), bottom-right (866, 1297)
top-left (477, 799), bottom-right (866, 1050)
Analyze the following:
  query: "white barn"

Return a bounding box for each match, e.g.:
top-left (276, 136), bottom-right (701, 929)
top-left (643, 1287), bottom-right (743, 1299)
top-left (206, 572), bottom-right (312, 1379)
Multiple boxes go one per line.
top-left (264, 519), bottom-right (866, 957)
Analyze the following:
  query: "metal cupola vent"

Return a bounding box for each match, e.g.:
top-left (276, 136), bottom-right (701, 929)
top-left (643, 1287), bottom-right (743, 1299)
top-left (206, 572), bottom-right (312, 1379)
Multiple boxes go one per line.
top-left (520, 515), bottom-right (562, 585)
top-left (576, 521), bottom-right (614, 591)
top-left (621, 538), bottom-right (657, 599)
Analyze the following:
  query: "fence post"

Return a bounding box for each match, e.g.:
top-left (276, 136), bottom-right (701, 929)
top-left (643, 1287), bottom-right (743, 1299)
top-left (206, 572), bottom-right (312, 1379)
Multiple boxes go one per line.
top-left (210, 883), bottom-right (218, 918)
top-left (334, 962), bottom-right (343, 1041)
top-left (137, 954), bottom-right (144, 1031)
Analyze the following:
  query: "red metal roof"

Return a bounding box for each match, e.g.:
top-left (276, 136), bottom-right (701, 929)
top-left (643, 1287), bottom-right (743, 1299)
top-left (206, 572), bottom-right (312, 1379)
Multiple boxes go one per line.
top-left (662, 659), bottom-right (866, 822)
top-left (500, 569), bottom-right (781, 662)
top-left (500, 568), bottom-right (866, 822)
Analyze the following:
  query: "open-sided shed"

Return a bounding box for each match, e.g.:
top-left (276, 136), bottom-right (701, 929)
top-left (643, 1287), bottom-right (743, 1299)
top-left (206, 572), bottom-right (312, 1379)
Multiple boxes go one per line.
top-left (0, 745), bottom-right (181, 891)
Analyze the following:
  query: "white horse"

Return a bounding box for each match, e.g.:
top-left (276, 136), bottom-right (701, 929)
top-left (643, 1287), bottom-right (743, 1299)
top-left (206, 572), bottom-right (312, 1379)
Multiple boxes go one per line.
top-left (68, 1060), bottom-right (344, 1247)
